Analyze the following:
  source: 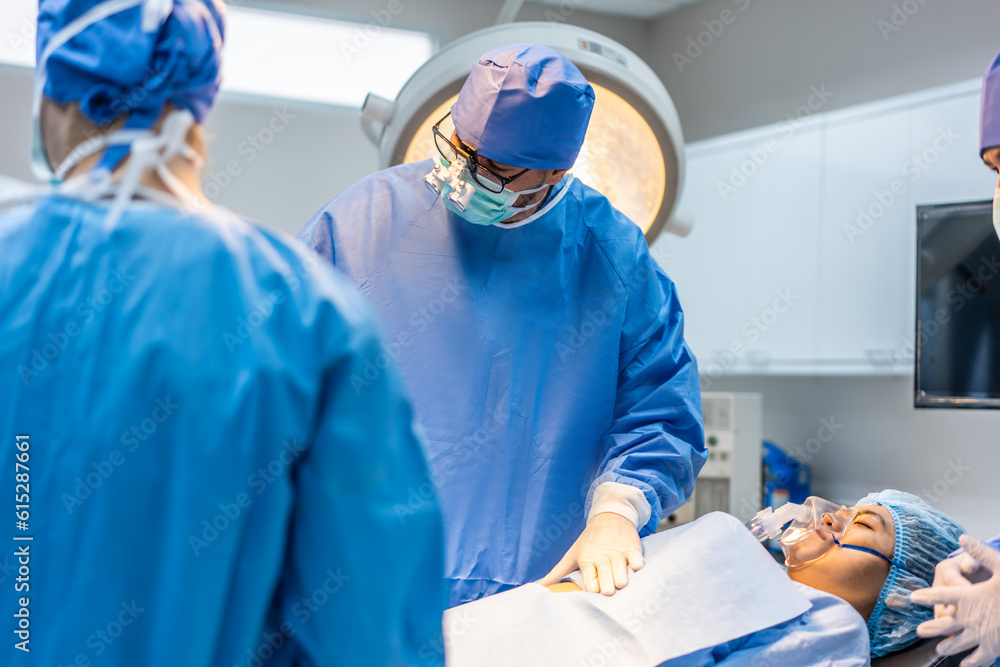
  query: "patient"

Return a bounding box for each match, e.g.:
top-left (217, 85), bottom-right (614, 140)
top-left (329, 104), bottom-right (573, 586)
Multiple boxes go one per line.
top-left (443, 490), bottom-right (964, 666)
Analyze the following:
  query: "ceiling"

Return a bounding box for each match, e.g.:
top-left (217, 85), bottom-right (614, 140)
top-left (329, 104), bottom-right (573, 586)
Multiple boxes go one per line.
top-left (523, 0), bottom-right (707, 19)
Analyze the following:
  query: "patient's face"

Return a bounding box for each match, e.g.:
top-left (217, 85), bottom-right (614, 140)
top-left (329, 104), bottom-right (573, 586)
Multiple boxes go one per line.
top-left (785, 504), bottom-right (894, 621)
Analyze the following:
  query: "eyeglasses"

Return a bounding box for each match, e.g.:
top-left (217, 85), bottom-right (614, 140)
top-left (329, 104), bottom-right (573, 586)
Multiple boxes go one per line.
top-left (431, 112), bottom-right (530, 194)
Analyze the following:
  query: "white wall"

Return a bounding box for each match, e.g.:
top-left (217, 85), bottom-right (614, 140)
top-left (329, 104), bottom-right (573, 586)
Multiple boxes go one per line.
top-left (0, 1), bottom-right (650, 239)
top-left (648, 0), bottom-right (1000, 142)
top-left (702, 375), bottom-right (999, 538)
top-left (641, 1), bottom-right (1000, 537)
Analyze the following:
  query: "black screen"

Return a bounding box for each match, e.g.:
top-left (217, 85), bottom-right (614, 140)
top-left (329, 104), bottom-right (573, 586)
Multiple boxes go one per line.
top-left (916, 200), bottom-right (1000, 409)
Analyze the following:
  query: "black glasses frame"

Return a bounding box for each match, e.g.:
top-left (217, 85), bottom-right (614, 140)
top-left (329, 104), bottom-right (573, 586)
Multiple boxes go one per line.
top-left (431, 112), bottom-right (530, 193)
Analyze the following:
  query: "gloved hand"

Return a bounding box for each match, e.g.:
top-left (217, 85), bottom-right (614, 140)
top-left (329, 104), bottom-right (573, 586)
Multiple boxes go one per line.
top-left (911, 535), bottom-right (1000, 667)
top-left (538, 512), bottom-right (644, 596)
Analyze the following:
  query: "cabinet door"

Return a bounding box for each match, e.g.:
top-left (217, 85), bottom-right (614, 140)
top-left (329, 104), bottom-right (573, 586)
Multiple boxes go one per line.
top-left (653, 141), bottom-right (755, 375)
top-left (818, 109), bottom-right (912, 368)
top-left (910, 92), bottom-right (997, 207)
top-left (739, 125), bottom-right (823, 367)
top-left (655, 126), bottom-right (822, 372)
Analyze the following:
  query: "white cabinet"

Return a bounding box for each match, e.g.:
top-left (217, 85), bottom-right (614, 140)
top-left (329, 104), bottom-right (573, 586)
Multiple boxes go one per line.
top-left (656, 125), bottom-right (823, 373)
top-left (656, 81), bottom-right (991, 376)
top-left (818, 108), bottom-right (911, 368)
top-left (909, 94), bottom-right (997, 208)
top-left (741, 126), bottom-right (823, 366)
top-left (656, 142), bottom-right (755, 372)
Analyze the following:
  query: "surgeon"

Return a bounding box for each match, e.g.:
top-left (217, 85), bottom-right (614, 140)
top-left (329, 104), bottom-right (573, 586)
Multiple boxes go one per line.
top-left (0, 1), bottom-right (444, 665)
top-left (909, 48), bottom-right (1000, 667)
top-left (298, 44), bottom-right (706, 607)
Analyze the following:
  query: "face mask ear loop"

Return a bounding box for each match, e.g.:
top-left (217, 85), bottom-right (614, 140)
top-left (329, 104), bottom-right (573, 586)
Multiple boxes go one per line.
top-left (834, 538), bottom-right (914, 576)
top-left (54, 129), bottom-right (151, 182)
top-left (103, 110), bottom-right (198, 230)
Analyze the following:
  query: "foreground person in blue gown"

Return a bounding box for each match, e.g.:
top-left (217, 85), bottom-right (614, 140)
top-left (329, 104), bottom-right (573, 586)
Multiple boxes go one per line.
top-left (0, 1), bottom-right (443, 664)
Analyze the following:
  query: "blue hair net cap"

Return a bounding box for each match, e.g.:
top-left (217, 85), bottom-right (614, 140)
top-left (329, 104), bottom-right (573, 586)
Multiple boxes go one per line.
top-left (451, 44), bottom-right (596, 171)
top-left (36, 0), bottom-right (225, 129)
top-left (855, 490), bottom-right (965, 658)
top-left (982, 49), bottom-right (1000, 155)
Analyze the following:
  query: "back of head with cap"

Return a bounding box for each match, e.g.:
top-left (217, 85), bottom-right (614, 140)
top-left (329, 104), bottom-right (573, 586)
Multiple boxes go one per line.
top-left (451, 44), bottom-right (596, 172)
top-left (35, 0), bottom-right (225, 176)
top-left (37, 0), bottom-right (225, 130)
top-left (855, 490), bottom-right (965, 658)
top-left (981, 49), bottom-right (1000, 156)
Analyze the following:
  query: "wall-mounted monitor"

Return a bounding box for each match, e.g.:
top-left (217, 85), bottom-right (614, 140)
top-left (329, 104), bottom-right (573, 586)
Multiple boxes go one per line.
top-left (915, 200), bottom-right (1000, 408)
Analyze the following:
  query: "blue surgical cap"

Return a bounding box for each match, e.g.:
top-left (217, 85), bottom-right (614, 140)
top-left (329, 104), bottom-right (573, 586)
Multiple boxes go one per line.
top-left (451, 44), bottom-right (596, 171)
top-left (37, 0), bottom-right (225, 129)
top-left (983, 49), bottom-right (1000, 155)
top-left (855, 490), bottom-right (965, 658)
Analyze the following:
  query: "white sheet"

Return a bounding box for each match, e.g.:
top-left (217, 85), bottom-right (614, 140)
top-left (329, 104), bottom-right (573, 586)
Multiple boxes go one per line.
top-left (444, 512), bottom-right (813, 667)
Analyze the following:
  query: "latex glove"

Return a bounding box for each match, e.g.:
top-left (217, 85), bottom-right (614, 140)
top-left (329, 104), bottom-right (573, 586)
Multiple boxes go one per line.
top-left (538, 512), bottom-right (644, 596)
top-left (911, 535), bottom-right (1000, 667)
top-left (923, 547), bottom-right (983, 619)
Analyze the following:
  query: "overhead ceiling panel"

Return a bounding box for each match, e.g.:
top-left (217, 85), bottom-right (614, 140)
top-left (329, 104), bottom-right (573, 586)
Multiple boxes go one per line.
top-left (525, 0), bottom-right (708, 19)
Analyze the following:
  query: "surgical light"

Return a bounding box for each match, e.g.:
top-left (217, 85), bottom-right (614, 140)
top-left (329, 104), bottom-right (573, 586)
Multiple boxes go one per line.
top-left (361, 22), bottom-right (690, 243)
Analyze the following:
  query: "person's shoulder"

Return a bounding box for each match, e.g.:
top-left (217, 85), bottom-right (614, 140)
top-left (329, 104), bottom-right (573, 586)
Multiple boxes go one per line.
top-left (564, 178), bottom-right (656, 279)
top-left (122, 203), bottom-right (365, 318)
top-left (568, 178), bottom-right (647, 245)
top-left (320, 159), bottom-right (438, 217)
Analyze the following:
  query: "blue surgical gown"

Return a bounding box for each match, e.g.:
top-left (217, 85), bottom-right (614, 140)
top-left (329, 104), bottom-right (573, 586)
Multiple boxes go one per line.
top-left (0, 195), bottom-right (445, 666)
top-left (665, 583), bottom-right (869, 666)
top-left (298, 160), bottom-right (706, 607)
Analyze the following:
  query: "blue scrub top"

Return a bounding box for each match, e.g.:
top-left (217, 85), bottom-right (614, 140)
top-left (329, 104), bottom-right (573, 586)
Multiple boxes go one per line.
top-left (299, 161), bottom-right (707, 606)
top-left (0, 196), bottom-right (445, 666)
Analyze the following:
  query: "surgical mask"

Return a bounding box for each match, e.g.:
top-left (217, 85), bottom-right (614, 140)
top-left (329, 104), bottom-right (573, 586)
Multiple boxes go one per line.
top-left (424, 156), bottom-right (548, 226)
top-left (993, 187), bottom-right (1000, 241)
top-left (747, 496), bottom-right (858, 567)
top-left (747, 496), bottom-right (912, 572)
